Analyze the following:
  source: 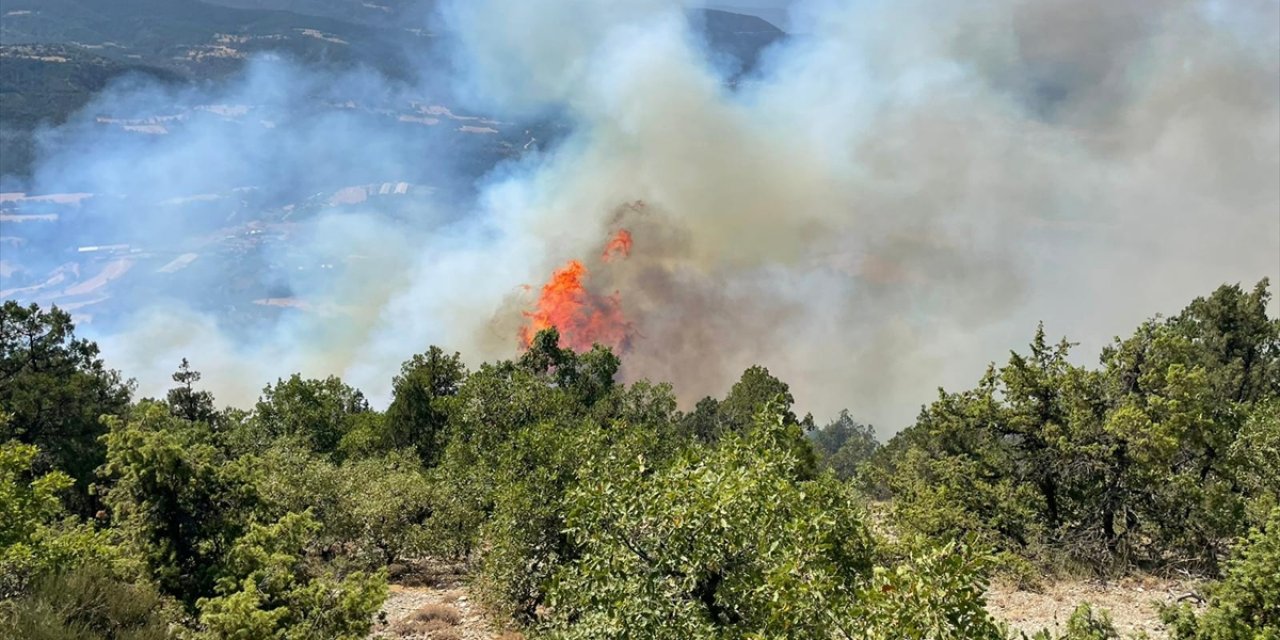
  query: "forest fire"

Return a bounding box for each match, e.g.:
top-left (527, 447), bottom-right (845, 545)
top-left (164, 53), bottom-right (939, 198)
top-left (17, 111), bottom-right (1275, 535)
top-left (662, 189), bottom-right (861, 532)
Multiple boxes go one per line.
top-left (519, 230), bottom-right (633, 352)
top-left (601, 229), bottom-right (632, 262)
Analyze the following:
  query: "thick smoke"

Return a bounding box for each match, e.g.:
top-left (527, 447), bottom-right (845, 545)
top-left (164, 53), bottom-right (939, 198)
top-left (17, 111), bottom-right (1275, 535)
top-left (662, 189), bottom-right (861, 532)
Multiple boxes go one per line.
top-left (7, 0), bottom-right (1278, 431)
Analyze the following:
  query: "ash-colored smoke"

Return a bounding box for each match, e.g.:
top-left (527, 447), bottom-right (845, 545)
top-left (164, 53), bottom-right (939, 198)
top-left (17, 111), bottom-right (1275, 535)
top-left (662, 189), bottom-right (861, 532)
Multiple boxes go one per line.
top-left (16, 0), bottom-right (1280, 432)
top-left (441, 0), bottom-right (1280, 427)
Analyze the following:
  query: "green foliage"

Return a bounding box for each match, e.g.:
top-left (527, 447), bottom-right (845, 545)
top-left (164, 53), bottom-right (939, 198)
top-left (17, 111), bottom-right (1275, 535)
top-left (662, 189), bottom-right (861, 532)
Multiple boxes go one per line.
top-left (0, 439), bottom-right (121, 598)
top-left (518, 328), bottom-right (622, 408)
top-left (4, 282), bottom-right (1276, 639)
top-left (166, 359), bottom-right (218, 425)
top-left (812, 409), bottom-right (880, 480)
top-left (377, 346), bottom-right (466, 465)
top-left (1162, 508), bottom-right (1280, 639)
top-left (423, 332), bottom-right (684, 617)
top-left (0, 565), bottom-right (176, 640)
top-left (249, 442), bottom-right (433, 567)
top-left (542, 402), bottom-right (1003, 639)
top-left (876, 281), bottom-right (1280, 574)
top-left (681, 364), bottom-right (810, 445)
top-left (421, 331), bottom-right (611, 562)
top-left (1021, 603), bottom-right (1122, 640)
top-left (99, 404), bottom-right (257, 606)
top-left (195, 511), bottom-right (387, 640)
top-left (1229, 400), bottom-right (1280, 528)
top-left (0, 301), bottom-right (132, 508)
top-left (247, 375), bottom-right (370, 456)
top-left (1063, 604), bottom-right (1120, 640)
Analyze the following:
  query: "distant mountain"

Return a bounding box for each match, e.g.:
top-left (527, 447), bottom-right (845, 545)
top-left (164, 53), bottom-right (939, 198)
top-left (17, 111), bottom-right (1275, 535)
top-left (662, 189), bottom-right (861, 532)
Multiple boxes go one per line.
top-left (693, 8), bottom-right (785, 78)
top-left (0, 44), bottom-right (183, 176)
top-left (0, 0), bottom-right (424, 76)
top-left (0, 0), bottom-right (784, 177)
top-left (199, 0), bottom-right (434, 29)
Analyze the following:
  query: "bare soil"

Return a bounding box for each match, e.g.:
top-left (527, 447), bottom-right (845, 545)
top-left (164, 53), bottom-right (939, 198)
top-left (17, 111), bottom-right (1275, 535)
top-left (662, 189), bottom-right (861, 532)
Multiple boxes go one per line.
top-left (988, 576), bottom-right (1205, 638)
top-left (369, 561), bottom-right (519, 640)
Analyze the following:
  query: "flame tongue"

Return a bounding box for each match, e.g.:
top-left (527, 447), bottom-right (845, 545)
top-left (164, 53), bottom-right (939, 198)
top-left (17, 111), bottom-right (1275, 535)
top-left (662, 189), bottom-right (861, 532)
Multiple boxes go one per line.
top-left (520, 230), bottom-right (634, 352)
top-left (601, 229), bottom-right (632, 262)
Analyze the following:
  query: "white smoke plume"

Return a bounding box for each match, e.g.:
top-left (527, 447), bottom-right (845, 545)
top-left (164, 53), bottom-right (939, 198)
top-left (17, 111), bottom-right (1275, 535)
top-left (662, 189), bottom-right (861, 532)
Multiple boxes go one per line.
top-left (10, 0), bottom-right (1279, 431)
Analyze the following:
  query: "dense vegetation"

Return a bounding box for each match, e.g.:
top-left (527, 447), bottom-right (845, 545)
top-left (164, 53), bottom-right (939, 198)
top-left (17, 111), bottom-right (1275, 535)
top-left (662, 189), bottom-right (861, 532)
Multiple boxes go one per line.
top-left (0, 280), bottom-right (1276, 638)
top-left (868, 281), bottom-right (1279, 580)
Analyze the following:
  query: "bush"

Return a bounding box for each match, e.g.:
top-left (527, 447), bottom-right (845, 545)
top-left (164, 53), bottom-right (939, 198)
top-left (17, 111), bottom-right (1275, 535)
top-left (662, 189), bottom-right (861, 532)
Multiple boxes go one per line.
top-left (194, 511), bottom-right (387, 640)
top-left (542, 402), bottom-right (1004, 639)
top-left (0, 439), bottom-right (122, 598)
top-left (1061, 604), bottom-right (1120, 640)
top-left (248, 443), bottom-right (433, 568)
top-left (0, 565), bottom-right (176, 640)
top-left (875, 281), bottom-right (1280, 575)
top-left (1162, 508), bottom-right (1280, 639)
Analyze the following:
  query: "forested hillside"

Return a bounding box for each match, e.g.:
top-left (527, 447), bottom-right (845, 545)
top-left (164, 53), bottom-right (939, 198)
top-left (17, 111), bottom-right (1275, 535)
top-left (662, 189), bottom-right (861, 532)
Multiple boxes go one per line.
top-left (1, 280), bottom-right (1277, 639)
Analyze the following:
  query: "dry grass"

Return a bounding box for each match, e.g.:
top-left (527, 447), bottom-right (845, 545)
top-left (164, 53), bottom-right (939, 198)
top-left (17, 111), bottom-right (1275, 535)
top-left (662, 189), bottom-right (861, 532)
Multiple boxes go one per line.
top-left (392, 603), bottom-right (463, 637)
top-left (987, 575), bottom-right (1201, 638)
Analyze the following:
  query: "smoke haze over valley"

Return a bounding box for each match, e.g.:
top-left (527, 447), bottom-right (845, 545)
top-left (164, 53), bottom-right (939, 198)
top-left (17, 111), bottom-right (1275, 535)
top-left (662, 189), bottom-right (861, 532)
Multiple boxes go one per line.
top-left (1, 0), bottom-right (1277, 432)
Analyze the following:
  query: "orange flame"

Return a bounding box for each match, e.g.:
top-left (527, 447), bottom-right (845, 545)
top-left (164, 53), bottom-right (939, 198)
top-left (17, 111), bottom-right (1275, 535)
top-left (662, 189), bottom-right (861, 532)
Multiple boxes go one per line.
top-left (520, 231), bottom-right (634, 352)
top-left (601, 228), bottom-right (632, 262)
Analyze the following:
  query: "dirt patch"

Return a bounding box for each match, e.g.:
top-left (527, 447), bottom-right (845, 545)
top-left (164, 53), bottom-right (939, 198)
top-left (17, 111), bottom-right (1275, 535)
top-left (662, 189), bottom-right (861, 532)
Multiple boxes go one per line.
top-left (369, 561), bottom-right (520, 640)
top-left (987, 576), bottom-right (1204, 638)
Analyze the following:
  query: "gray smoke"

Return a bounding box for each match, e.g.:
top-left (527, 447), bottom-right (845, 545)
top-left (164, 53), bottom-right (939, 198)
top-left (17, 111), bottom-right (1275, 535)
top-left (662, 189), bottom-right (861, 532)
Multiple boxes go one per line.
top-left (8, 0), bottom-right (1278, 431)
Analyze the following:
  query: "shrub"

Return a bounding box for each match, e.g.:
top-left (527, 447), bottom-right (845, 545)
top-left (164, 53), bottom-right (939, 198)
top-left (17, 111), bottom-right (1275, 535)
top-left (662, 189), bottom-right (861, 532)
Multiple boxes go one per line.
top-left (194, 511), bottom-right (387, 640)
top-left (1162, 508), bottom-right (1280, 639)
top-left (0, 439), bottom-right (122, 598)
top-left (249, 443), bottom-right (433, 567)
top-left (0, 565), bottom-right (176, 640)
top-left (393, 603), bottom-right (463, 635)
top-left (542, 402), bottom-right (1004, 639)
top-left (876, 281), bottom-right (1280, 575)
top-left (1061, 603), bottom-right (1120, 640)
top-left (99, 404), bottom-right (257, 606)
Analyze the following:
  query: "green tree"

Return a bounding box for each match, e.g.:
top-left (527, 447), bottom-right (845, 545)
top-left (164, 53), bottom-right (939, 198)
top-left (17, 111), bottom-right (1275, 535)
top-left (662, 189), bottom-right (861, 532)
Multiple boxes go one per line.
top-left (679, 365), bottom-right (814, 456)
top-left (99, 404), bottom-right (256, 607)
top-left (1092, 280), bottom-right (1279, 570)
top-left (247, 375), bottom-right (370, 456)
top-left (0, 302), bottom-right (132, 507)
top-left (249, 442), bottom-right (433, 567)
top-left (0, 438), bottom-right (120, 598)
top-left (166, 358), bottom-right (217, 425)
top-left (719, 365), bottom-right (798, 434)
top-left (518, 328), bottom-right (621, 407)
top-left (812, 409), bottom-right (880, 480)
top-left (876, 280), bottom-right (1279, 575)
top-left (679, 396), bottom-right (722, 444)
top-left (380, 346), bottom-right (466, 465)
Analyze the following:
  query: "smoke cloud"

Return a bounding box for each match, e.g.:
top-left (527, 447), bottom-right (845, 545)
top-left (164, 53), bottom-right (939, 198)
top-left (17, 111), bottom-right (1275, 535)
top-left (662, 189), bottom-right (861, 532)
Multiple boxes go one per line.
top-left (5, 0), bottom-right (1278, 432)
